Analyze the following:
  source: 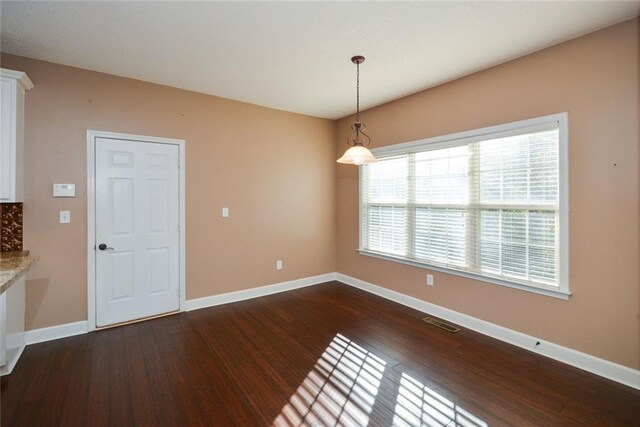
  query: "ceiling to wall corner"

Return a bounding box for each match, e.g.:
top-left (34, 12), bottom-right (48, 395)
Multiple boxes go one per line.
top-left (1, 1), bottom-right (638, 119)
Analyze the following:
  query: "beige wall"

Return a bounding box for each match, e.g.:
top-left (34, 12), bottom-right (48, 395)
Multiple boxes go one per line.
top-left (336, 18), bottom-right (639, 369)
top-left (0, 53), bottom-right (337, 330)
top-left (1, 17), bottom-right (638, 371)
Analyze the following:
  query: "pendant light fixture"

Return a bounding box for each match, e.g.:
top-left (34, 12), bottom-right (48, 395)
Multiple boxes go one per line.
top-left (337, 55), bottom-right (377, 165)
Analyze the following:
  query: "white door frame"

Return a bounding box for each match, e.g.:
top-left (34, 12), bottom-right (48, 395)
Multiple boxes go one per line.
top-left (86, 130), bottom-right (186, 332)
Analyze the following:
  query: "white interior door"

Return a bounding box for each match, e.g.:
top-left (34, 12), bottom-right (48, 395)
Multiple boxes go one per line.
top-left (95, 137), bottom-right (180, 327)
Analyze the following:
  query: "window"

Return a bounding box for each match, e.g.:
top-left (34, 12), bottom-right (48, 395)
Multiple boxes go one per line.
top-left (359, 114), bottom-right (569, 299)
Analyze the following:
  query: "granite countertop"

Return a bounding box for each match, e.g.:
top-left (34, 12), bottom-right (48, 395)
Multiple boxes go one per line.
top-left (0, 251), bottom-right (38, 294)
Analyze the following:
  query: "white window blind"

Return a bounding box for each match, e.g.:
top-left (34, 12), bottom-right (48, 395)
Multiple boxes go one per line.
top-left (360, 114), bottom-right (568, 297)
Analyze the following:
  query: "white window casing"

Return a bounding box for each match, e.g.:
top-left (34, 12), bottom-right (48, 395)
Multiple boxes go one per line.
top-left (358, 113), bottom-right (570, 299)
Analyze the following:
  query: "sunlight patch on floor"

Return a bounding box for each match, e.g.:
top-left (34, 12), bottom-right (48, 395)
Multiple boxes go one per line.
top-left (273, 333), bottom-right (486, 427)
top-left (392, 372), bottom-right (487, 427)
top-left (273, 333), bottom-right (386, 426)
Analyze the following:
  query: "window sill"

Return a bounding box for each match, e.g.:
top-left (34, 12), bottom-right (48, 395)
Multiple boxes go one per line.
top-left (357, 249), bottom-right (572, 300)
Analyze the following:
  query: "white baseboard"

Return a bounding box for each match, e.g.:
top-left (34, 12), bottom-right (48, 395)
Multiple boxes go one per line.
top-left (19, 273), bottom-right (337, 347)
top-left (15, 272), bottom-right (639, 390)
top-left (24, 320), bottom-right (88, 345)
top-left (185, 273), bottom-right (336, 312)
top-left (336, 273), bottom-right (640, 390)
top-left (2, 332), bottom-right (26, 375)
top-left (0, 344), bottom-right (25, 376)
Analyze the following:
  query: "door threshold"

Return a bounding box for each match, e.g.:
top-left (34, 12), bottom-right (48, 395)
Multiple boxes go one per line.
top-left (95, 310), bottom-right (180, 330)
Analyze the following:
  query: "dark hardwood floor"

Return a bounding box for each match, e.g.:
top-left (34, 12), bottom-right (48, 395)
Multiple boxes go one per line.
top-left (2, 281), bottom-right (639, 426)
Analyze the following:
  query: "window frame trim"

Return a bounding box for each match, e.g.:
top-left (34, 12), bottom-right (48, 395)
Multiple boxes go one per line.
top-left (358, 113), bottom-right (570, 300)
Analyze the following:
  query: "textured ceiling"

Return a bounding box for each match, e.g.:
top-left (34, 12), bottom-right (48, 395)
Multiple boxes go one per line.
top-left (1, 1), bottom-right (638, 119)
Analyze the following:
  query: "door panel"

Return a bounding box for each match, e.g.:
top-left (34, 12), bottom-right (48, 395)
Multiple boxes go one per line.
top-left (95, 137), bottom-right (179, 327)
top-left (148, 248), bottom-right (170, 294)
top-left (148, 179), bottom-right (169, 232)
top-left (111, 251), bottom-right (134, 301)
top-left (0, 79), bottom-right (14, 200)
top-left (110, 178), bottom-right (134, 234)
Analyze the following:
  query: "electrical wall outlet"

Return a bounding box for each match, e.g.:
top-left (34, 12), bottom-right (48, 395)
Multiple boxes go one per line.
top-left (59, 210), bottom-right (71, 224)
top-left (276, 260), bottom-right (283, 270)
top-left (426, 274), bottom-right (434, 286)
top-left (221, 207), bottom-right (229, 217)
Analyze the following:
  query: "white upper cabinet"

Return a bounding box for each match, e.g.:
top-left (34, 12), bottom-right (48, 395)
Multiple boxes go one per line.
top-left (1, 68), bottom-right (33, 202)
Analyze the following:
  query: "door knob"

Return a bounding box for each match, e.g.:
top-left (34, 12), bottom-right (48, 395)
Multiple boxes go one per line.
top-left (98, 243), bottom-right (114, 251)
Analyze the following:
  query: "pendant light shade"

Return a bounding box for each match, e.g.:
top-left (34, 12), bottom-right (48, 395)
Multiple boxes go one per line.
top-left (336, 145), bottom-right (377, 165)
top-left (337, 55), bottom-right (377, 165)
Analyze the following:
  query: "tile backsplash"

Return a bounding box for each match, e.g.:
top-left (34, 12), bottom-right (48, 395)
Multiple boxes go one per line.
top-left (1, 202), bottom-right (23, 252)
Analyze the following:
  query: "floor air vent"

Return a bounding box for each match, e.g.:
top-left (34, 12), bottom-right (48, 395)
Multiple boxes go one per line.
top-left (422, 317), bottom-right (460, 333)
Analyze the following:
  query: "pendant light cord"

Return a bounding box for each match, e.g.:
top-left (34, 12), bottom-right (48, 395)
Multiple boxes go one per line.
top-left (356, 61), bottom-right (361, 122)
top-left (338, 54), bottom-right (376, 164)
top-left (344, 55), bottom-right (372, 150)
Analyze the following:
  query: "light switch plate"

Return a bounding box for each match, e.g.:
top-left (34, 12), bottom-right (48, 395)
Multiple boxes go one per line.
top-left (222, 207), bottom-right (229, 218)
top-left (53, 184), bottom-right (76, 197)
top-left (59, 210), bottom-right (71, 224)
